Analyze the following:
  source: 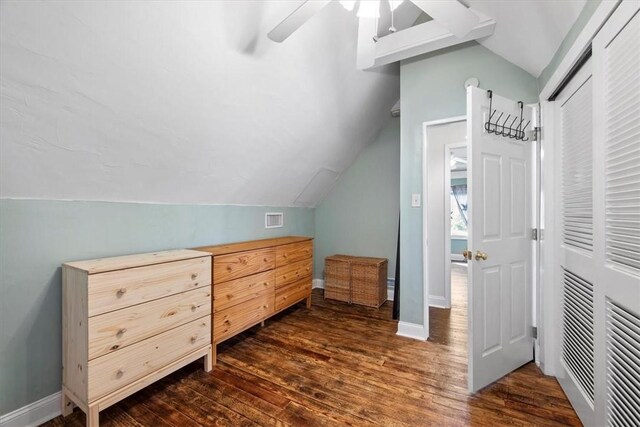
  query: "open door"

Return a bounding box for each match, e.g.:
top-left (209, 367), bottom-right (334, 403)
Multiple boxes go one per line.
top-left (466, 86), bottom-right (535, 392)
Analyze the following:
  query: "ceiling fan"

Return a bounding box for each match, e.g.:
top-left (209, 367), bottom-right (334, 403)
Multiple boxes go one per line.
top-left (268, 0), bottom-right (480, 43)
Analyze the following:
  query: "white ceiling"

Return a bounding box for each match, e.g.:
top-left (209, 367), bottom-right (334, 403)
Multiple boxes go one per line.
top-left (466, 0), bottom-right (587, 77)
top-left (0, 1), bottom-right (399, 207)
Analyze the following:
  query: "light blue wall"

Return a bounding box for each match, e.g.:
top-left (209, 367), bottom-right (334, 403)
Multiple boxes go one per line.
top-left (315, 117), bottom-right (400, 279)
top-left (399, 42), bottom-right (539, 324)
top-left (0, 199), bottom-right (314, 415)
top-left (538, 0), bottom-right (603, 92)
top-left (451, 238), bottom-right (467, 255)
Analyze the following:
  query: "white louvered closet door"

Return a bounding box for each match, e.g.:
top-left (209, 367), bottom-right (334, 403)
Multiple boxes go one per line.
top-left (592, 4), bottom-right (640, 427)
top-left (555, 59), bottom-right (597, 423)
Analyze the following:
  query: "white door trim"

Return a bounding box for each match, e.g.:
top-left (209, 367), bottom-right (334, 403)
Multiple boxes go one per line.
top-left (422, 115), bottom-right (466, 337)
top-left (444, 140), bottom-right (468, 309)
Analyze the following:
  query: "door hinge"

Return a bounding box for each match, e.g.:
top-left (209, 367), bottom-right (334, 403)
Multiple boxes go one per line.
top-left (531, 326), bottom-right (538, 339)
top-left (533, 126), bottom-right (541, 140)
top-left (531, 228), bottom-right (544, 241)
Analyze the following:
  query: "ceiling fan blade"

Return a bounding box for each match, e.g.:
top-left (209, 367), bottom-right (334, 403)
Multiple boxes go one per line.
top-left (409, 0), bottom-right (480, 39)
top-left (268, 0), bottom-right (332, 43)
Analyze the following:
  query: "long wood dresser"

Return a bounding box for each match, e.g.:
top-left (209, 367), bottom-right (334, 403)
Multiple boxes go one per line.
top-left (61, 250), bottom-right (213, 427)
top-left (195, 236), bottom-right (313, 363)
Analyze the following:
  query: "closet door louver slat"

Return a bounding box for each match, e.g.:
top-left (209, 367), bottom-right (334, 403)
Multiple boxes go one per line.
top-left (606, 300), bottom-right (640, 427)
top-left (562, 78), bottom-right (594, 253)
top-left (562, 269), bottom-right (595, 403)
top-left (605, 11), bottom-right (640, 273)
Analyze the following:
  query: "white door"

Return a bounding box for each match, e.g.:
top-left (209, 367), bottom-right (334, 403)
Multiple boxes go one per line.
top-left (591, 4), bottom-right (640, 426)
top-left (466, 86), bottom-right (535, 392)
top-left (554, 58), bottom-right (596, 421)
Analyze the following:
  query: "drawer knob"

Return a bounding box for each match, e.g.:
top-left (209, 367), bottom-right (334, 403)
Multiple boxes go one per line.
top-left (190, 336), bottom-right (197, 344)
top-left (116, 369), bottom-right (125, 378)
top-left (191, 304), bottom-right (197, 312)
top-left (116, 328), bottom-right (127, 337)
top-left (116, 288), bottom-right (127, 297)
top-left (191, 273), bottom-right (198, 280)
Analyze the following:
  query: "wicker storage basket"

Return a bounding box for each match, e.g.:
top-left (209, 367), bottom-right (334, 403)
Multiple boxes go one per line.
top-left (350, 257), bottom-right (388, 308)
top-left (324, 255), bottom-right (388, 308)
top-left (324, 255), bottom-right (353, 303)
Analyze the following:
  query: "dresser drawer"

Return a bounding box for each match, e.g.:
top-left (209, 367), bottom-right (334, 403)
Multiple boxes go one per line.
top-left (213, 249), bottom-right (275, 284)
top-left (88, 287), bottom-right (211, 360)
top-left (214, 293), bottom-right (273, 343)
top-left (275, 258), bottom-right (312, 288)
top-left (214, 270), bottom-right (274, 313)
top-left (87, 317), bottom-right (210, 401)
top-left (88, 257), bottom-right (211, 317)
top-left (275, 277), bottom-right (311, 312)
top-left (275, 241), bottom-right (312, 267)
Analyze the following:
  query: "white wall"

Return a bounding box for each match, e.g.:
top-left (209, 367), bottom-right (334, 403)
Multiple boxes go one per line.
top-left (0, 1), bottom-right (399, 207)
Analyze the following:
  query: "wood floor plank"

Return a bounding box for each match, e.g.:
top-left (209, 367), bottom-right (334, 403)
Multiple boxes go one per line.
top-left (43, 264), bottom-right (580, 426)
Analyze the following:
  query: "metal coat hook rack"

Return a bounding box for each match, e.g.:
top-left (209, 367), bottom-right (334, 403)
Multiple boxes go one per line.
top-left (484, 90), bottom-right (530, 141)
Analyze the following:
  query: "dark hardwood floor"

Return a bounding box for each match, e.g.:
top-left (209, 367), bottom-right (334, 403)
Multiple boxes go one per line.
top-left (45, 263), bottom-right (580, 426)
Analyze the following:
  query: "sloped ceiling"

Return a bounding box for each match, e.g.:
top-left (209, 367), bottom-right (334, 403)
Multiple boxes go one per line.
top-left (466, 0), bottom-right (586, 77)
top-left (0, 1), bottom-right (399, 207)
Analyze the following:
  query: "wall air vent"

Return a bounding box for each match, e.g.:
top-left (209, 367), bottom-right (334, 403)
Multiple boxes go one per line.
top-left (265, 212), bottom-right (284, 229)
top-left (606, 300), bottom-right (640, 427)
top-left (561, 268), bottom-right (595, 404)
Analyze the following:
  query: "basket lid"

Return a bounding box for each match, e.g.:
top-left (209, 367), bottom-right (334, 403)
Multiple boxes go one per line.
top-left (350, 256), bottom-right (387, 265)
top-left (326, 254), bottom-right (387, 265)
top-left (326, 254), bottom-right (357, 261)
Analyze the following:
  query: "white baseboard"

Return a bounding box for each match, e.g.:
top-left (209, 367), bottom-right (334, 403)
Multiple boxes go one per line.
top-left (312, 278), bottom-right (324, 289)
top-left (396, 321), bottom-right (427, 341)
top-left (0, 392), bottom-right (61, 427)
top-left (428, 295), bottom-right (449, 308)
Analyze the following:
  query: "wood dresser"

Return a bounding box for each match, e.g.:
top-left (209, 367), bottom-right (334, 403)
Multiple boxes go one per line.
top-left (61, 250), bottom-right (213, 427)
top-left (195, 236), bottom-right (313, 363)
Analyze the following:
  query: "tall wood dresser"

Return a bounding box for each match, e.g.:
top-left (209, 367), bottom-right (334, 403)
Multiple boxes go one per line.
top-left (195, 236), bottom-right (313, 363)
top-left (61, 250), bottom-right (213, 427)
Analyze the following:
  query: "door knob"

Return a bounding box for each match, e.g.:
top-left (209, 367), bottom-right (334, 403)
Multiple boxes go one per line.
top-left (475, 250), bottom-right (488, 261)
top-left (462, 250), bottom-right (472, 261)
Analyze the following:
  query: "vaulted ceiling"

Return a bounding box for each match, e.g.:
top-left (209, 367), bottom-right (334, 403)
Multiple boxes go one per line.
top-left (1, 1), bottom-right (587, 207)
top-left (466, 0), bottom-right (586, 77)
top-left (0, 1), bottom-right (399, 207)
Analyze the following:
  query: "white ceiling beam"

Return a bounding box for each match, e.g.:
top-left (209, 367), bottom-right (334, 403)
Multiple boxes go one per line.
top-left (268, 0), bottom-right (331, 43)
top-left (410, 0), bottom-right (480, 39)
top-left (366, 10), bottom-right (495, 69)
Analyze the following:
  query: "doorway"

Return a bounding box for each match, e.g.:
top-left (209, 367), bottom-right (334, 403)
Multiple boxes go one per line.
top-left (424, 92), bottom-right (537, 393)
top-left (445, 143), bottom-right (468, 304)
top-left (430, 143), bottom-right (470, 344)
top-left (422, 117), bottom-right (467, 343)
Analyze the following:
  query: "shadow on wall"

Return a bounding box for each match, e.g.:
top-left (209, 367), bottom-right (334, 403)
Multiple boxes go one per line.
top-left (314, 117), bottom-right (401, 280)
top-left (222, 0), bottom-right (268, 56)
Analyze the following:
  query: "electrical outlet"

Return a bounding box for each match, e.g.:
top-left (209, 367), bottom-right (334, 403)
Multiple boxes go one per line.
top-left (411, 193), bottom-right (421, 207)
